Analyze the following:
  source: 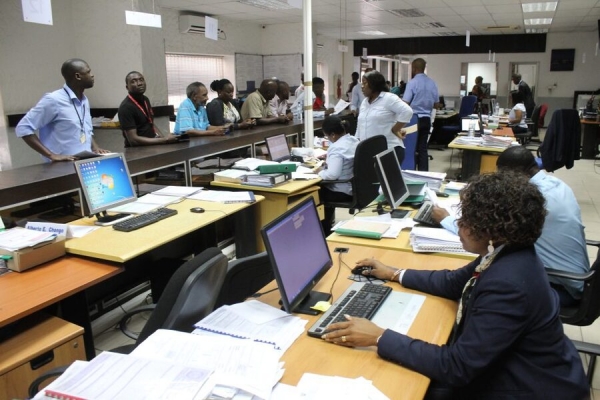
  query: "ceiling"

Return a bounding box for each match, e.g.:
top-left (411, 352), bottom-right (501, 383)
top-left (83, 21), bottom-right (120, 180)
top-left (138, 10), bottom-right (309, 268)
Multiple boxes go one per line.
top-left (158, 0), bottom-right (600, 40)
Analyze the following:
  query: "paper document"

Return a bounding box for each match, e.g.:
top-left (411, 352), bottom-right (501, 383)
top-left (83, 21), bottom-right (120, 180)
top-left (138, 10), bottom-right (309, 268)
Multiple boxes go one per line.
top-left (0, 227), bottom-right (56, 251)
top-left (296, 373), bottom-right (389, 400)
top-left (152, 185), bottom-right (203, 197)
top-left (108, 194), bottom-right (181, 214)
top-left (232, 158), bottom-right (278, 171)
top-left (410, 226), bottom-right (475, 255)
top-left (332, 99), bottom-right (350, 115)
top-left (188, 190), bottom-right (255, 204)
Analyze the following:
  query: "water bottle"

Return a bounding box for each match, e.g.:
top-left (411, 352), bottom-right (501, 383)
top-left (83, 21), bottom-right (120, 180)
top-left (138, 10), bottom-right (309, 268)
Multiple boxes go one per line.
top-left (468, 121), bottom-right (475, 137)
top-left (494, 102), bottom-right (500, 116)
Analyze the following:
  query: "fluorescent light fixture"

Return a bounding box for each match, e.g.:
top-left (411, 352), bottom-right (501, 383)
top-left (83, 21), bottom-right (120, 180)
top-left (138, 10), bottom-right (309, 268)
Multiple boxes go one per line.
top-left (125, 10), bottom-right (162, 28)
top-left (526, 28), bottom-right (549, 33)
top-left (524, 18), bottom-right (553, 25)
top-left (356, 30), bottom-right (387, 36)
top-left (238, 0), bottom-right (294, 10)
top-left (522, 2), bottom-right (557, 13)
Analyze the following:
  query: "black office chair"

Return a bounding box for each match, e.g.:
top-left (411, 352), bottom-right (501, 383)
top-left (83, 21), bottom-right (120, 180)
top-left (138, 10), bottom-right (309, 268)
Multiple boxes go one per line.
top-left (28, 247), bottom-right (229, 397)
top-left (546, 239), bottom-right (600, 384)
top-left (214, 251), bottom-right (274, 309)
top-left (321, 135), bottom-right (388, 214)
top-left (515, 104), bottom-right (541, 145)
top-left (116, 247), bottom-right (228, 348)
top-left (439, 95), bottom-right (478, 143)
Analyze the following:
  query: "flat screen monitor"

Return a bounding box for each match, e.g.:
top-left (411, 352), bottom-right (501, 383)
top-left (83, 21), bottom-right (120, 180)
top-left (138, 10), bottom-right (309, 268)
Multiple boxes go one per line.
top-left (261, 197), bottom-right (333, 315)
top-left (374, 148), bottom-right (409, 210)
top-left (265, 134), bottom-right (291, 162)
top-left (73, 153), bottom-right (137, 224)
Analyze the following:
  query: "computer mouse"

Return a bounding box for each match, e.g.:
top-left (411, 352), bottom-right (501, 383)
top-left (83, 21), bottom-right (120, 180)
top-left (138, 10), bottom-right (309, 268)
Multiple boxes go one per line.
top-left (351, 266), bottom-right (372, 275)
top-left (190, 207), bottom-right (205, 213)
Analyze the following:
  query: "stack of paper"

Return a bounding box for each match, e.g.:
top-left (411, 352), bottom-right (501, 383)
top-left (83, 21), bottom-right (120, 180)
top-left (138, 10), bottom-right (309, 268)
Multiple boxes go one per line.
top-left (151, 185), bottom-right (203, 197)
top-left (482, 135), bottom-right (517, 148)
top-left (333, 219), bottom-right (392, 240)
top-left (214, 169), bottom-right (257, 183)
top-left (294, 373), bottom-right (390, 400)
top-left (108, 193), bottom-right (181, 214)
top-left (0, 227), bottom-right (56, 252)
top-left (410, 226), bottom-right (473, 255)
top-left (194, 300), bottom-right (307, 353)
top-left (402, 170), bottom-right (446, 191)
top-left (453, 136), bottom-right (483, 145)
top-left (232, 158), bottom-right (278, 171)
top-left (188, 190), bottom-right (255, 204)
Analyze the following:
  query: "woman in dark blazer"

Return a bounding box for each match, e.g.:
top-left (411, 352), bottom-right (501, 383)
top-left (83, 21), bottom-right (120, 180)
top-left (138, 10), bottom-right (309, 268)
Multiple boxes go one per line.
top-left (323, 172), bottom-right (589, 399)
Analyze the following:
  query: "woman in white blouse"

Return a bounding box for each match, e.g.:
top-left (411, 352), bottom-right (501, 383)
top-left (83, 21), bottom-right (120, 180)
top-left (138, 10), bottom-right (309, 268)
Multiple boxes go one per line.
top-left (316, 115), bottom-right (360, 233)
top-left (356, 71), bottom-right (413, 163)
top-left (508, 91), bottom-right (528, 135)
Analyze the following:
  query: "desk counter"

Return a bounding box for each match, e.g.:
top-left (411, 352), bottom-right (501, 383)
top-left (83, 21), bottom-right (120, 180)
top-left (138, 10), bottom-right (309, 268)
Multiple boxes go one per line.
top-left (448, 138), bottom-right (509, 180)
top-left (259, 243), bottom-right (465, 399)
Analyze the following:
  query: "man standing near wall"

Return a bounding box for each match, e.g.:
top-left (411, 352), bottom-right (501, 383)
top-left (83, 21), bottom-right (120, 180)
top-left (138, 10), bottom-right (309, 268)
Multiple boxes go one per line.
top-left (512, 73), bottom-right (535, 118)
top-left (402, 58), bottom-right (439, 171)
top-left (118, 71), bottom-right (179, 147)
top-left (16, 58), bottom-right (110, 161)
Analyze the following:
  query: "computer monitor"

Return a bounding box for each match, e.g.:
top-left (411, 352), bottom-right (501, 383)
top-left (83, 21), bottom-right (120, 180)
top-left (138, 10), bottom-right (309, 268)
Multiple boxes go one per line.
top-left (261, 197), bottom-right (333, 315)
top-left (73, 153), bottom-right (137, 225)
top-left (374, 148), bottom-right (409, 210)
top-left (461, 118), bottom-right (481, 132)
top-left (265, 134), bottom-right (291, 162)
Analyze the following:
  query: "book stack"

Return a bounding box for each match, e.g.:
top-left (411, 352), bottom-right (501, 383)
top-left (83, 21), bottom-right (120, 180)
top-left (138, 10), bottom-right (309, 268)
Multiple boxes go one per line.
top-left (402, 170), bottom-right (446, 192)
top-left (242, 172), bottom-right (291, 187)
top-left (482, 135), bottom-right (517, 148)
top-left (410, 226), bottom-right (475, 255)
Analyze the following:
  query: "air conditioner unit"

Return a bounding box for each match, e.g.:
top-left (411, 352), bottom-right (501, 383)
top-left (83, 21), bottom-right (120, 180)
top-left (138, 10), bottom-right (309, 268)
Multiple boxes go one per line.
top-left (179, 15), bottom-right (206, 34)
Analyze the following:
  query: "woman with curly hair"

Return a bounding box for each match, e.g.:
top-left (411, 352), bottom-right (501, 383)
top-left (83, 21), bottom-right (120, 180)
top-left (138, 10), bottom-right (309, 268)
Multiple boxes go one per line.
top-left (322, 172), bottom-right (588, 399)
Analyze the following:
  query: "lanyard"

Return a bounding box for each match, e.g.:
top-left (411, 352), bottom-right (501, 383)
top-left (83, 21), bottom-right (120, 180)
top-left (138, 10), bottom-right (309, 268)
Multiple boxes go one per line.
top-left (128, 94), bottom-right (156, 135)
top-left (64, 88), bottom-right (85, 133)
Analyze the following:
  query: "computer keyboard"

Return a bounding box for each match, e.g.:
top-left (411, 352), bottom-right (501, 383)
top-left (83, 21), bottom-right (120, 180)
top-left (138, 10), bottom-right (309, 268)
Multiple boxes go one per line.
top-left (113, 208), bottom-right (178, 232)
top-left (413, 201), bottom-right (441, 227)
top-left (307, 282), bottom-right (392, 338)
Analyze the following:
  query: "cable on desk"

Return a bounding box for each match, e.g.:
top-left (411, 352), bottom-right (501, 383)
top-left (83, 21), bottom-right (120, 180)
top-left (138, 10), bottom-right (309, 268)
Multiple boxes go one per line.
top-left (251, 287), bottom-right (279, 298)
top-left (328, 252), bottom-right (344, 299)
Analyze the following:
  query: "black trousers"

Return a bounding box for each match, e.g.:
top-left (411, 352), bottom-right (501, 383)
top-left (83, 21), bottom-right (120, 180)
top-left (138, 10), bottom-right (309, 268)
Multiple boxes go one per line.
top-left (320, 186), bottom-right (352, 234)
top-left (416, 117), bottom-right (431, 171)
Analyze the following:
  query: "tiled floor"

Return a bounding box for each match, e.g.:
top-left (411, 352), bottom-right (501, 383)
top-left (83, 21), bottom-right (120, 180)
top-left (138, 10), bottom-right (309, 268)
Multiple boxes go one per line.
top-left (93, 141), bottom-right (600, 396)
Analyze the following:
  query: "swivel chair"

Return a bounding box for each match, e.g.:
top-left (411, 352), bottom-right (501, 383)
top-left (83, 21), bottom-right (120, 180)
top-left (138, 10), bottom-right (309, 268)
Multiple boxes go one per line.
top-left (546, 240), bottom-right (600, 384)
top-left (440, 95), bottom-right (478, 144)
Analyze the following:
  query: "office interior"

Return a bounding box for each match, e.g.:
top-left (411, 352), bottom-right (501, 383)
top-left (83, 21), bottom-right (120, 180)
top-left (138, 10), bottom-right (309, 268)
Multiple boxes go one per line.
top-left (2, 0), bottom-right (600, 396)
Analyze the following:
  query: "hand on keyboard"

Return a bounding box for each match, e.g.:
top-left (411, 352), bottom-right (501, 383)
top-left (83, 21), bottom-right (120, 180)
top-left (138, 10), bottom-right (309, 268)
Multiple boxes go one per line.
top-left (322, 315), bottom-right (385, 347)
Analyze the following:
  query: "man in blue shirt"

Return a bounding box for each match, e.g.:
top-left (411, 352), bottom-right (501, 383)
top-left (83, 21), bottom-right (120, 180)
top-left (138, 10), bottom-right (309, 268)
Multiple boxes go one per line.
top-left (402, 58), bottom-right (439, 171)
top-left (174, 82), bottom-right (227, 137)
top-left (16, 58), bottom-right (109, 162)
top-left (432, 146), bottom-right (589, 306)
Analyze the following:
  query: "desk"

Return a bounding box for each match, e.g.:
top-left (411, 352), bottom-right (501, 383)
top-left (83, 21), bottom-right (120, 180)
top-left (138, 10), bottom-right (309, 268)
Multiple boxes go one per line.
top-left (259, 243), bottom-right (466, 399)
top-left (448, 138), bottom-right (507, 181)
top-left (430, 111), bottom-right (459, 147)
top-left (581, 119), bottom-right (600, 159)
top-left (0, 256), bottom-right (122, 359)
top-left (212, 179), bottom-right (322, 251)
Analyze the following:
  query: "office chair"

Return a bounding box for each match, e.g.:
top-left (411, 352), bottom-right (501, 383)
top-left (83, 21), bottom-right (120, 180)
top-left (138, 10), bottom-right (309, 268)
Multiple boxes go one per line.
top-left (321, 135), bottom-right (387, 215)
top-left (546, 239), bottom-right (600, 384)
top-left (440, 95), bottom-right (478, 143)
top-left (536, 109), bottom-right (581, 172)
top-left (28, 248), bottom-right (229, 397)
top-left (214, 251), bottom-right (274, 309)
top-left (516, 104), bottom-right (541, 145)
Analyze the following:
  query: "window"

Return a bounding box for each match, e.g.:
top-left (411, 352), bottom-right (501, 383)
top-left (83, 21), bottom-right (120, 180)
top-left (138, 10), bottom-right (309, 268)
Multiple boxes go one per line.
top-left (165, 54), bottom-right (224, 110)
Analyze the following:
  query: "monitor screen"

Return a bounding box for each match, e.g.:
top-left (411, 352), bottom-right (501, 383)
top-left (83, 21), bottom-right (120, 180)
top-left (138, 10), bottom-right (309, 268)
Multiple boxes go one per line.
top-left (265, 134), bottom-right (290, 162)
top-left (374, 148), bottom-right (409, 209)
top-left (261, 197), bottom-right (333, 315)
top-left (461, 119), bottom-right (481, 132)
top-left (73, 153), bottom-right (137, 216)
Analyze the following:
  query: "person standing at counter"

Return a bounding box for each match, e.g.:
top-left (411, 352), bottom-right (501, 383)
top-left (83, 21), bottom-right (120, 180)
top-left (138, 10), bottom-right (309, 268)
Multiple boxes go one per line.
top-left (174, 82), bottom-right (227, 137)
top-left (16, 58), bottom-right (110, 162)
top-left (240, 79), bottom-right (289, 126)
top-left (118, 71), bottom-right (178, 146)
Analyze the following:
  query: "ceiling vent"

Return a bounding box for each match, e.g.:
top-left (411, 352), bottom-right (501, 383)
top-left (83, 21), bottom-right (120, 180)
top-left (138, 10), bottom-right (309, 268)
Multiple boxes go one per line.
top-left (484, 25), bottom-right (520, 31)
top-left (388, 9), bottom-right (426, 18)
top-left (179, 15), bottom-right (207, 34)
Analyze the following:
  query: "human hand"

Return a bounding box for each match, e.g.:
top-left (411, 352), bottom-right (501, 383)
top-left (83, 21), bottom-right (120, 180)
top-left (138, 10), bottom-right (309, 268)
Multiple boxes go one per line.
top-left (325, 108), bottom-right (334, 116)
top-left (431, 205), bottom-right (450, 224)
top-left (354, 258), bottom-right (398, 281)
top-left (94, 148), bottom-right (112, 154)
top-left (277, 115), bottom-right (289, 124)
top-left (321, 315), bottom-right (384, 347)
top-left (165, 133), bottom-right (179, 143)
top-left (50, 154), bottom-right (77, 162)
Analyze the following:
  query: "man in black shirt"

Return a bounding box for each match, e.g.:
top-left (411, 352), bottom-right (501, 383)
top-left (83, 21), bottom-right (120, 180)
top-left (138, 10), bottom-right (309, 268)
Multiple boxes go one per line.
top-left (118, 71), bottom-right (178, 146)
top-left (511, 73), bottom-right (535, 118)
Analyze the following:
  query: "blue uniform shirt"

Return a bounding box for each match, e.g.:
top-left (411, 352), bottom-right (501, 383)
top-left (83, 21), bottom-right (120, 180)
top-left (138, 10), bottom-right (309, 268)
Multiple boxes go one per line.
top-left (402, 73), bottom-right (438, 118)
top-left (174, 98), bottom-right (209, 134)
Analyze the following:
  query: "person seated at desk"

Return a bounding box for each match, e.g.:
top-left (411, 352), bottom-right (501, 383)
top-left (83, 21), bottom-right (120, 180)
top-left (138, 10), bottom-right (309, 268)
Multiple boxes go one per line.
top-left (292, 77), bottom-right (335, 117)
top-left (507, 91), bottom-right (528, 135)
top-left (431, 146), bottom-right (589, 307)
top-left (314, 116), bottom-right (359, 233)
top-left (240, 79), bottom-right (289, 126)
top-left (470, 76), bottom-right (487, 102)
top-left (323, 172), bottom-right (589, 399)
top-left (206, 79), bottom-right (255, 130)
top-left (118, 71), bottom-right (179, 146)
top-left (174, 82), bottom-right (228, 137)
top-left (269, 80), bottom-right (293, 121)
top-left (16, 58), bottom-right (110, 161)
top-left (356, 70), bottom-right (413, 164)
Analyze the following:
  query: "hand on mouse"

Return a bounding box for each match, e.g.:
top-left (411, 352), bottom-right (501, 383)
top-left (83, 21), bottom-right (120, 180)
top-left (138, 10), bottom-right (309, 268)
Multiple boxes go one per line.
top-left (354, 258), bottom-right (398, 281)
top-left (321, 315), bottom-right (384, 347)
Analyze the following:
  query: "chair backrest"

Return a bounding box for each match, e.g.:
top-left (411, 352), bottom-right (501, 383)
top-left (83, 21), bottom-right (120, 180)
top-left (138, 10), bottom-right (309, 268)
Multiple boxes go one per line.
top-left (136, 247), bottom-right (228, 345)
top-left (530, 105), bottom-right (542, 136)
top-left (538, 109), bottom-right (581, 172)
top-left (351, 135), bottom-right (388, 210)
top-left (214, 252), bottom-right (274, 309)
top-left (459, 95), bottom-right (478, 118)
top-left (401, 114), bottom-right (419, 170)
top-left (560, 246), bottom-right (600, 326)
top-left (538, 103), bottom-right (548, 128)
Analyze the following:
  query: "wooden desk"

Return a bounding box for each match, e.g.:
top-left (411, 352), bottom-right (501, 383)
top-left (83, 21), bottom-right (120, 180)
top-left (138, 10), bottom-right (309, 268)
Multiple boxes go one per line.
top-left (258, 243), bottom-right (466, 399)
top-left (0, 256), bottom-right (122, 359)
top-left (448, 138), bottom-right (507, 180)
top-left (581, 119), bottom-right (600, 159)
top-left (212, 179), bottom-right (322, 251)
top-left (65, 197), bottom-right (262, 262)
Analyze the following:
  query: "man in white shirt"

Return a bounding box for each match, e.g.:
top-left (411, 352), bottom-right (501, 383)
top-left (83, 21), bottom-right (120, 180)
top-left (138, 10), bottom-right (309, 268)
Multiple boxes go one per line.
top-left (269, 81), bottom-right (293, 120)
